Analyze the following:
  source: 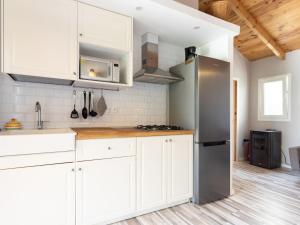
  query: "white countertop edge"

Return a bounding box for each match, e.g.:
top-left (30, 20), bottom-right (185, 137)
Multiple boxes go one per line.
top-left (0, 128), bottom-right (77, 136)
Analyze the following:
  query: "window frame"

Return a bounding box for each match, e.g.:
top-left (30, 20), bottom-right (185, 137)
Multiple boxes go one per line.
top-left (258, 74), bottom-right (291, 122)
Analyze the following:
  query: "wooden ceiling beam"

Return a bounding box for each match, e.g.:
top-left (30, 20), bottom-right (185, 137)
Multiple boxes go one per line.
top-left (227, 0), bottom-right (286, 60)
top-left (209, 0), bottom-right (231, 20)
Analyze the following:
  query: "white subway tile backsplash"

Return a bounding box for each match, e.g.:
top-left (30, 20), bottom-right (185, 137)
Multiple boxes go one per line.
top-left (0, 76), bottom-right (170, 129)
top-left (0, 35), bottom-right (184, 129)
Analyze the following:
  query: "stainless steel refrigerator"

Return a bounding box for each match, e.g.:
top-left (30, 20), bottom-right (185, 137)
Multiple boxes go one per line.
top-left (169, 55), bottom-right (230, 204)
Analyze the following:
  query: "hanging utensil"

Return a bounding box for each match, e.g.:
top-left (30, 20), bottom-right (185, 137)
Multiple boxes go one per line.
top-left (82, 91), bottom-right (88, 119)
top-left (97, 89), bottom-right (107, 116)
top-left (88, 91), bottom-right (91, 114)
top-left (70, 90), bottom-right (79, 119)
top-left (89, 91), bottom-right (97, 117)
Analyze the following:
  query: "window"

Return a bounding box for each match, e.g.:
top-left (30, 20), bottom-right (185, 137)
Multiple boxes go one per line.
top-left (258, 74), bottom-right (291, 121)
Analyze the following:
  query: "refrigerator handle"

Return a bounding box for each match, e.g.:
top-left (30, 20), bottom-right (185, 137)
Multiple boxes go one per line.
top-left (202, 141), bottom-right (227, 147)
top-left (195, 140), bottom-right (230, 146)
top-left (194, 140), bottom-right (230, 147)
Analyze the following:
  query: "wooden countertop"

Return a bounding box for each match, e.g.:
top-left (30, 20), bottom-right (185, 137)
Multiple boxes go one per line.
top-left (72, 127), bottom-right (194, 140)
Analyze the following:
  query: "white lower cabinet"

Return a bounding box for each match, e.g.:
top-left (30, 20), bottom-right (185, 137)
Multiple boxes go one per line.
top-left (137, 136), bottom-right (168, 210)
top-left (76, 157), bottom-right (136, 225)
top-left (0, 135), bottom-right (192, 225)
top-left (168, 135), bottom-right (193, 202)
top-left (137, 135), bottom-right (193, 212)
top-left (0, 163), bottom-right (75, 225)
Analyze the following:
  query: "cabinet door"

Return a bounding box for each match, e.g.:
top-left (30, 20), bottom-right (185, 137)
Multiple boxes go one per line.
top-left (78, 2), bottom-right (132, 52)
top-left (76, 157), bottom-right (136, 225)
top-left (3, 0), bottom-right (78, 79)
top-left (137, 136), bottom-right (168, 210)
top-left (168, 135), bottom-right (193, 203)
top-left (0, 163), bottom-right (75, 225)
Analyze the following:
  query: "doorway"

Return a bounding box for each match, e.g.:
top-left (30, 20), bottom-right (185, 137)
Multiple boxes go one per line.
top-left (233, 80), bottom-right (238, 161)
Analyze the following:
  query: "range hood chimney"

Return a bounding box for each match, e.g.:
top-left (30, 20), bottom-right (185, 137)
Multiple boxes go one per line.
top-left (134, 33), bottom-right (183, 84)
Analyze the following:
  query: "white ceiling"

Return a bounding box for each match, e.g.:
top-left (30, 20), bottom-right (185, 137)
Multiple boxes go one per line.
top-left (80, 0), bottom-right (240, 47)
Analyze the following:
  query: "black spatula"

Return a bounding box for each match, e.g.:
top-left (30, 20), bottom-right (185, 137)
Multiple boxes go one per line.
top-left (71, 90), bottom-right (79, 119)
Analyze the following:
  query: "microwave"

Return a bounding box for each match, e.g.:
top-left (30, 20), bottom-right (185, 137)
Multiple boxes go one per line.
top-left (79, 56), bottom-right (120, 83)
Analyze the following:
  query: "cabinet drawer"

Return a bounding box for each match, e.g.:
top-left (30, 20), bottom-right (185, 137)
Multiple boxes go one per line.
top-left (76, 138), bottom-right (136, 161)
top-left (0, 132), bottom-right (75, 157)
top-left (0, 151), bottom-right (75, 170)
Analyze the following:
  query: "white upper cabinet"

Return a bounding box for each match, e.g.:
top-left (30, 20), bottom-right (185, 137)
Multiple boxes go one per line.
top-left (137, 136), bottom-right (168, 210)
top-left (168, 135), bottom-right (193, 202)
top-left (0, 163), bottom-right (75, 225)
top-left (2, 0), bottom-right (78, 80)
top-left (1, 0), bottom-right (133, 87)
top-left (78, 2), bottom-right (132, 52)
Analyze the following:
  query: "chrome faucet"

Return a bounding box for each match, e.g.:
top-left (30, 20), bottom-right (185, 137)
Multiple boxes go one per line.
top-left (35, 102), bottom-right (43, 129)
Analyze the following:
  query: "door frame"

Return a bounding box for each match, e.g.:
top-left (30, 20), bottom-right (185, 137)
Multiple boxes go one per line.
top-left (233, 78), bottom-right (239, 161)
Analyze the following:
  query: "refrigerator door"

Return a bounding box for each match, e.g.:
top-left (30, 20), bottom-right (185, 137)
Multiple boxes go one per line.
top-left (195, 56), bottom-right (230, 143)
top-left (169, 61), bottom-right (196, 130)
top-left (193, 142), bottom-right (230, 204)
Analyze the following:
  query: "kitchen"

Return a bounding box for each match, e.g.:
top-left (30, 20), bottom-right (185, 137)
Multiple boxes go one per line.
top-left (0, 0), bottom-right (251, 225)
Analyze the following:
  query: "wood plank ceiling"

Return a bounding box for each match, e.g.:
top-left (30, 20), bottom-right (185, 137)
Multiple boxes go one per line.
top-left (199, 0), bottom-right (300, 61)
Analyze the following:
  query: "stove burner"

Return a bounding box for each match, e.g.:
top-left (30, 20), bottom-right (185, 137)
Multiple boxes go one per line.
top-left (136, 125), bottom-right (182, 131)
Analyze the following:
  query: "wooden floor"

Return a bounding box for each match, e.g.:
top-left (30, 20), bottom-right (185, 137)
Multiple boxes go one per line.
top-left (113, 162), bottom-right (300, 225)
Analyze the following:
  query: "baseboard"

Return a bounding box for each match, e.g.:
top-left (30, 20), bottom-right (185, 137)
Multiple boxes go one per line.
top-left (237, 156), bottom-right (246, 161)
top-left (281, 163), bottom-right (291, 170)
top-left (101, 198), bottom-right (191, 225)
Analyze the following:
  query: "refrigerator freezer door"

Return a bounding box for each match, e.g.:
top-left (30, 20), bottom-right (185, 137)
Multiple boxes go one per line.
top-left (193, 142), bottom-right (230, 204)
top-left (196, 56), bottom-right (230, 143)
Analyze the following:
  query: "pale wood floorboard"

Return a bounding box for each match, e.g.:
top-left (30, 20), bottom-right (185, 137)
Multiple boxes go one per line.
top-left (113, 162), bottom-right (300, 225)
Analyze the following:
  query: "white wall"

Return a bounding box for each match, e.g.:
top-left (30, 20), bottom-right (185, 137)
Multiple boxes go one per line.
top-left (233, 48), bottom-right (250, 161)
top-left (198, 37), bottom-right (231, 62)
top-left (249, 49), bottom-right (300, 165)
top-left (0, 34), bottom-right (184, 129)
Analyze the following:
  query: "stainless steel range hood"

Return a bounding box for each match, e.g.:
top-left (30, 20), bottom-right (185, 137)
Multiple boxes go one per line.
top-left (134, 33), bottom-right (183, 84)
top-left (134, 68), bottom-right (183, 84)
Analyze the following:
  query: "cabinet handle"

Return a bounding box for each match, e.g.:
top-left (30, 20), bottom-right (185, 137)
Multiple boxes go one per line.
top-left (73, 72), bottom-right (77, 75)
top-left (169, 139), bottom-right (172, 142)
top-left (79, 33), bottom-right (83, 37)
top-left (165, 140), bottom-right (168, 143)
top-left (78, 168), bottom-right (82, 171)
top-left (108, 146), bottom-right (111, 150)
top-left (71, 168), bottom-right (75, 172)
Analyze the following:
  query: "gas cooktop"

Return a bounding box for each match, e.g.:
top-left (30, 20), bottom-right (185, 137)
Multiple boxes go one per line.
top-left (136, 125), bottom-right (182, 131)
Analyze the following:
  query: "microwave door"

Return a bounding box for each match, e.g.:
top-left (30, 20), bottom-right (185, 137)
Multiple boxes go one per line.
top-left (80, 57), bottom-right (113, 82)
